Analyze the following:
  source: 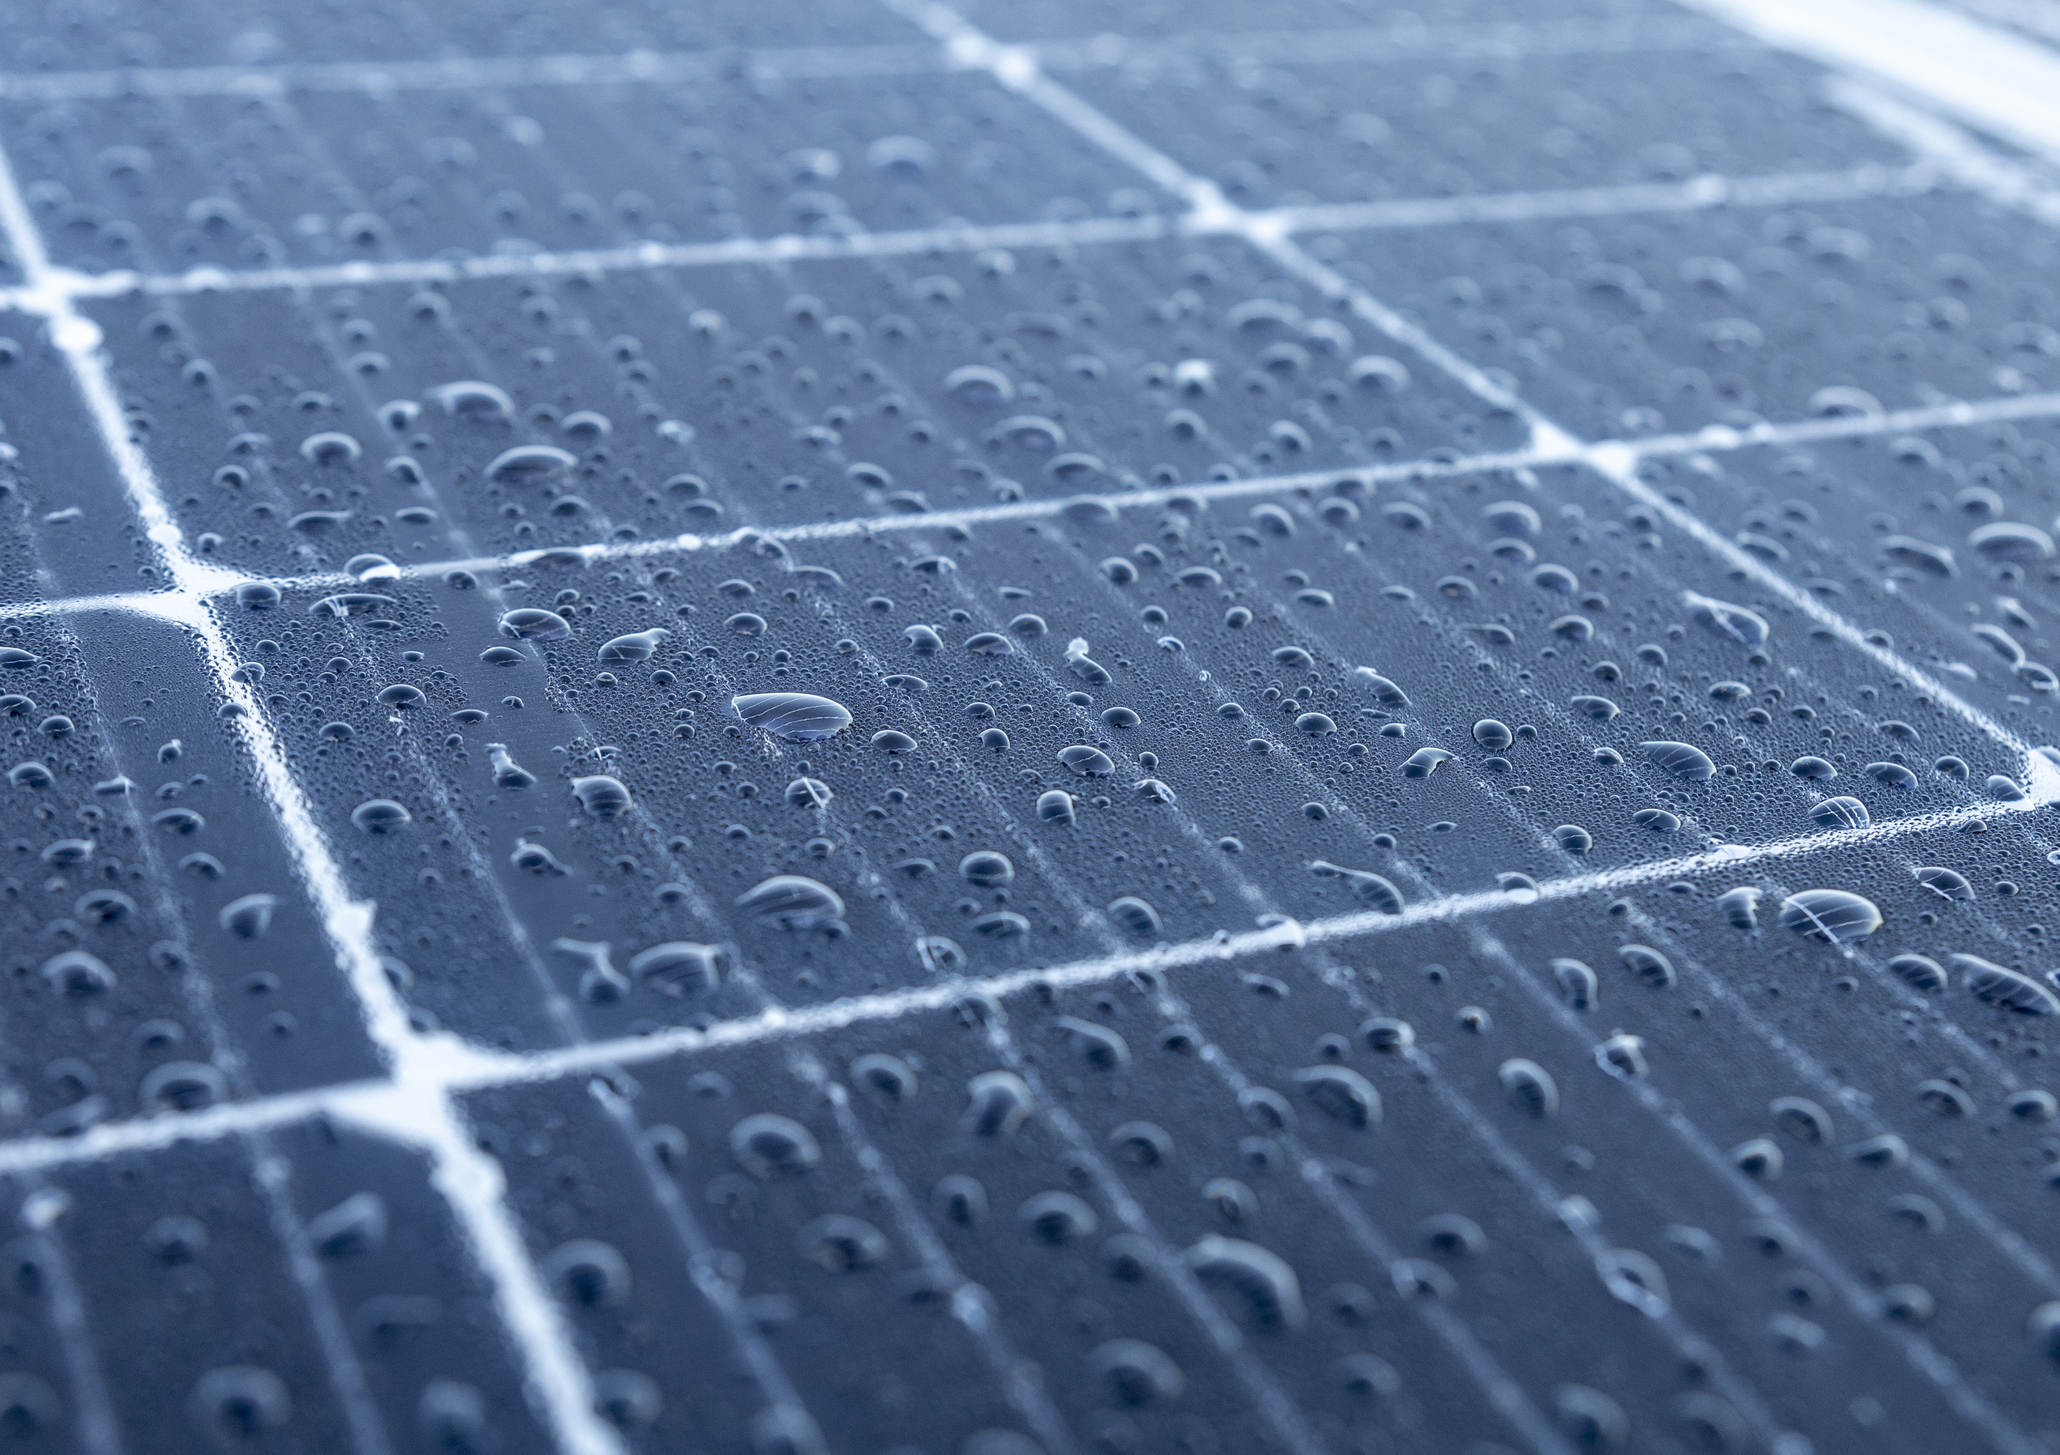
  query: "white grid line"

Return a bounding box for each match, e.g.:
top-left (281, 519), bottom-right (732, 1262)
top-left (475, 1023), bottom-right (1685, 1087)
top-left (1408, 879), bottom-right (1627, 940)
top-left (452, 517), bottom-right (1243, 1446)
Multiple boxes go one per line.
top-left (0, 17), bottom-right (1739, 104)
top-left (2, 3), bottom-right (2059, 1450)
top-left (0, 139), bottom-right (622, 1455)
top-left (907, 7), bottom-right (2056, 1449)
top-left (0, 161), bottom-right (1945, 313)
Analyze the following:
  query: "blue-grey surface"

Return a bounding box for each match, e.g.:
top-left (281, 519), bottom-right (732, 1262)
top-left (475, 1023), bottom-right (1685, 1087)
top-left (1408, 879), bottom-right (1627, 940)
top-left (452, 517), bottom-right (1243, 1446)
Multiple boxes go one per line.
top-left (0, 1), bottom-right (2058, 1453)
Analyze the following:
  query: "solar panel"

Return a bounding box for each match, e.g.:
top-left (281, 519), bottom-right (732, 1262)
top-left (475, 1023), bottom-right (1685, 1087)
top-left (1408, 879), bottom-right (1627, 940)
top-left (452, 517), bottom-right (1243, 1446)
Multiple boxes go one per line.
top-left (0, 1), bottom-right (2058, 1452)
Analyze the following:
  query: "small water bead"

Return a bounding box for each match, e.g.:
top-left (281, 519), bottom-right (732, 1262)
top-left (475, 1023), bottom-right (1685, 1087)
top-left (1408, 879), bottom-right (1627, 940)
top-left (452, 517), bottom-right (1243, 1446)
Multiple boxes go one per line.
top-left (1570, 695), bottom-right (1620, 721)
top-left (1631, 808), bottom-right (1680, 832)
top-left (1472, 719), bottom-right (1513, 751)
top-left (1866, 762), bottom-right (1918, 788)
top-left (1552, 824), bottom-right (1593, 853)
top-left (1401, 747), bottom-right (1453, 778)
top-left (1499, 1059), bottom-right (1558, 1116)
top-left (1101, 707), bottom-right (1140, 729)
top-left (871, 730), bottom-right (918, 753)
top-left (1790, 756), bottom-right (1837, 780)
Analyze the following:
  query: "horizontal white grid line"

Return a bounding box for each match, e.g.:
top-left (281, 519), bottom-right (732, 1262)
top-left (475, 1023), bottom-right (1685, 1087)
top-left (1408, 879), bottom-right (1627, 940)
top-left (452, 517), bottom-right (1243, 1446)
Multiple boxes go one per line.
top-left (0, 785), bottom-right (2040, 1178)
top-left (0, 17), bottom-right (1743, 104)
top-left (0, 163), bottom-right (1948, 312)
top-left (0, 43), bottom-right (942, 103)
top-left (4, 385), bottom-right (2059, 616)
top-left (1, 4), bottom-right (2046, 1450)
top-left (1031, 16), bottom-right (1745, 69)
top-left (1269, 161), bottom-right (1935, 233)
top-left (1825, 75), bottom-right (2060, 226)
top-left (209, 387), bottom-right (2060, 596)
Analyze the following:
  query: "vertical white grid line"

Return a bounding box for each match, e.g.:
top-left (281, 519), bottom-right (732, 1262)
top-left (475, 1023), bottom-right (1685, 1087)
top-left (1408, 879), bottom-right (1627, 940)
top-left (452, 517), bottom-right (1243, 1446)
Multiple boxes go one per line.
top-left (0, 134), bottom-right (623, 1455)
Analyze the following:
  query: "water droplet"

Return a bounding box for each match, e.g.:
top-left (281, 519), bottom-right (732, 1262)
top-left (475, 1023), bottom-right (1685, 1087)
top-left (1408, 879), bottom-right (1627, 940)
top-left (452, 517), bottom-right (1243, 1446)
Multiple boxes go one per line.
top-left (1808, 796), bottom-right (1870, 829)
top-left (628, 942), bottom-right (720, 996)
top-left (1717, 886), bottom-right (1760, 928)
top-left (350, 798), bottom-right (411, 833)
top-left (731, 693), bottom-right (851, 741)
top-left (1294, 1066), bottom-right (1381, 1127)
top-left (1352, 669), bottom-right (1410, 707)
top-left (1888, 954), bottom-right (1947, 991)
top-left (598, 629), bottom-right (670, 663)
top-left (1641, 741), bottom-right (1715, 781)
top-left (1498, 1059), bottom-right (1558, 1116)
top-left (1553, 824), bottom-right (1593, 853)
top-left (965, 1071), bottom-right (1034, 1135)
top-left (1185, 1235), bottom-right (1306, 1328)
top-left (1952, 954), bottom-right (2059, 1014)
top-left (1778, 889), bottom-right (1882, 942)
top-left (570, 775), bottom-right (631, 818)
top-left (218, 893), bottom-right (282, 939)
top-left (1107, 896), bottom-right (1161, 936)
top-left (1472, 719), bottom-right (1513, 750)
top-left (1401, 747), bottom-right (1453, 778)
top-left (729, 1113), bottom-right (822, 1177)
top-left (498, 608), bottom-right (572, 641)
top-left (1551, 958), bottom-right (1598, 1010)
top-left (1620, 945), bottom-right (1675, 988)
top-left (1685, 591), bottom-right (1770, 645)
top-left (736, 875), bottom-right (846, 932)
top-left (1914, 866), bottom-right (1973, 901)
top-left (1309, 861), bottom-right (1404, 913)
top-left (1059, 744), bottom-right (1116, 776)
top-left (486, 444), bottom-right (576, 483)
top-left (1002, 784), bottom-right (1069, 831)
top-left (488, 744), bottom-right (536, 789)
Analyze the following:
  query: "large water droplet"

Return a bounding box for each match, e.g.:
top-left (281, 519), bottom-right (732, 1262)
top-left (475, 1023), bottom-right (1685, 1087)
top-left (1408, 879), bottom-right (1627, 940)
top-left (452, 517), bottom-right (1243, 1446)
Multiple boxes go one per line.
top-left (731, 693), bottom-right (852, 741)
